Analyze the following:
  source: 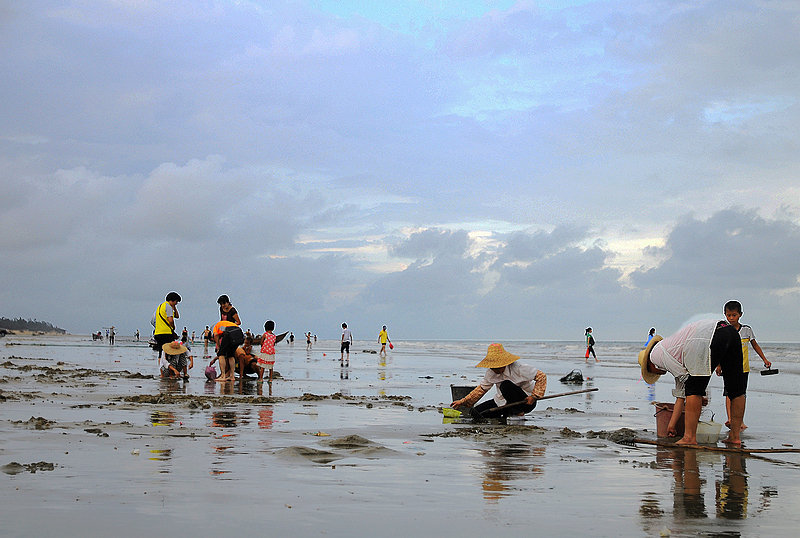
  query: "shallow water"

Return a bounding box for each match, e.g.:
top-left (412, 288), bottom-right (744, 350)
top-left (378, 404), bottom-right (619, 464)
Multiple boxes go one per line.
top-left (2, 335), bottom-right (799, 536)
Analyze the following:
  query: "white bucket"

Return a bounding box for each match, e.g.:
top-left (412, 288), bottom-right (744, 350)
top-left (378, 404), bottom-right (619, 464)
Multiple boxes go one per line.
top-left (696, 420), bottom-right (722, 444)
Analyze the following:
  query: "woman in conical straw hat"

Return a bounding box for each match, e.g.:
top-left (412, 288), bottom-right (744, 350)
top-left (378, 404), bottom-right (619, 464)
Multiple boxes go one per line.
top-left (451, 343), bottom-right (547, 419)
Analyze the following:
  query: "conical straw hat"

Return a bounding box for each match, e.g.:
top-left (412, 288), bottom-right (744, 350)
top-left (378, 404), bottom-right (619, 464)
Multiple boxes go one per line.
top-left (476, 343), bottom-right (520, 368)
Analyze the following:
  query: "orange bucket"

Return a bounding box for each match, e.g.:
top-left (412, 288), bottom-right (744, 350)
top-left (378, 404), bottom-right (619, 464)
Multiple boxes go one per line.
top-left (654, 402), bottom-right (684, 437)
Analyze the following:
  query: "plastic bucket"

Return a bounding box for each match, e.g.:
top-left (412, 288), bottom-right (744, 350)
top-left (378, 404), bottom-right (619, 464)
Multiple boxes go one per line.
top-left (654, 401), bottom-right (685, 437)
top-left (696, 420), bottom-right (722, 444)
top-left (450, 385), bottom-right (476, 414)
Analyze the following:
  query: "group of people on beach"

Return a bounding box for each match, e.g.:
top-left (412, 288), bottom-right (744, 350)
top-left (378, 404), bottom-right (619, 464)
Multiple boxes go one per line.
top-left (452, 299), bottom-right (771, 448)
top-left (152, 292), bottom-right (394, 384)
top-left (153, 290), bottom-right (769, 447)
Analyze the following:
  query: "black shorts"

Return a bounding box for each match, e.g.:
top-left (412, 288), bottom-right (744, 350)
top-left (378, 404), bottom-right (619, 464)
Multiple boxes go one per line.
top-left (218, 328), bottom-right (244, 357)
top-left (341, 341), bottom-right (350, 353)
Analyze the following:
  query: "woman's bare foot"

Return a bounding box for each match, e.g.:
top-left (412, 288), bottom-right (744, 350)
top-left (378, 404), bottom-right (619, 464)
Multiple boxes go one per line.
top-left (676, 437), bottom-right (697, 446)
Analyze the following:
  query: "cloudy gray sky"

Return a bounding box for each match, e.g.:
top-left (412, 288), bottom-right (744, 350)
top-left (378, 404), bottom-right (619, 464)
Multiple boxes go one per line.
top-left (2, 1), bottom-right (799, 341)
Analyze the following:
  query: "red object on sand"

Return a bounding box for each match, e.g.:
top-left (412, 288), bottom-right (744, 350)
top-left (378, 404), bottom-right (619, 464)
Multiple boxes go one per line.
top-left (389, 342), bottom-right (394, 350)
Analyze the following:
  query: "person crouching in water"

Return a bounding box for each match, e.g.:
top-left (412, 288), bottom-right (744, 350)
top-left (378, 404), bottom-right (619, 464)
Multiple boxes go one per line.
top-left (451, 343), bottom-right (547, 420)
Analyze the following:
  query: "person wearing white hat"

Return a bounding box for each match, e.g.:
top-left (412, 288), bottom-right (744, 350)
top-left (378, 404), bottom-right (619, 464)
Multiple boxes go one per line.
top-left (638, 319), bottom-right (745, 446)
top-left (451, 343), bottom-right (547, 419)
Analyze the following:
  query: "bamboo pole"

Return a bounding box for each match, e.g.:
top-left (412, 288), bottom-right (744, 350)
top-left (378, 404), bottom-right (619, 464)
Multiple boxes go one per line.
top-left (632, 438), bottom-right (800, 454)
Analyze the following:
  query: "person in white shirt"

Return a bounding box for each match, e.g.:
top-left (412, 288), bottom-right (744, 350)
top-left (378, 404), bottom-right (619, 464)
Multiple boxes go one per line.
top-left (451, 343), bottom-right (547, 420)
top-left (340, 323), bottom-right (353, 364)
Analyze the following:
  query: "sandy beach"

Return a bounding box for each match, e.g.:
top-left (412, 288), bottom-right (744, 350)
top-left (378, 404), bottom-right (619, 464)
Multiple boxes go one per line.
top-left (2, 335), bottom-right (799, 537)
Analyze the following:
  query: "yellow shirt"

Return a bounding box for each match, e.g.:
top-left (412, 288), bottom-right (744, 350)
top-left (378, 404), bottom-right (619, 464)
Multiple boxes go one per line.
top-left (379, 329), bottom-right (388, 344)
top-left (154, 301), bottom-right (175, 335)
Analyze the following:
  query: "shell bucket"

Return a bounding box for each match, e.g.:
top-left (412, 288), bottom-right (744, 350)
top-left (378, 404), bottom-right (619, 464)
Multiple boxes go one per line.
top-left (696, 420), bottom-right (722, 444)
top-left (450, 385), bottom-right (476, 415)
top-left (654, 401), bottom-right (685, 437)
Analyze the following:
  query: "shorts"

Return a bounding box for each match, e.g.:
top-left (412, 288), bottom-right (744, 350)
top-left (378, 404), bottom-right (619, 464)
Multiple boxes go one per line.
top-left (154, 332), bottom-right (177, 354)
top-left (723, 372), bottom-right (748, 397)
top-left (168, 353), bottom-right (187, 371)
top-left (218, 328), bottom-right (243, 358)
top-left (341, 341), bottom-right (350, 353)
top-left (255, 351), bottom-right (275, 367)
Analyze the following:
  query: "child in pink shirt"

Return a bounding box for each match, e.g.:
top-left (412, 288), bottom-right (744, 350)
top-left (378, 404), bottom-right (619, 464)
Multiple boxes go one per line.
top-left (257, 320), bottom-right (277, 383)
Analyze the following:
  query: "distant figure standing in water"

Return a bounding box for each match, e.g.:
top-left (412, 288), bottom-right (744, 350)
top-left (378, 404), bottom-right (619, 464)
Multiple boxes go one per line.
top-left (202, 326), bottom-right (211, 356)
top-left (585, 327), bottom-right (598, 362)
top-left (306, 332), bottom-right (312, 350)
top-left (341, 323), bottom-right (353, 364)
top-left (109, 326), bottom-right (115, 345)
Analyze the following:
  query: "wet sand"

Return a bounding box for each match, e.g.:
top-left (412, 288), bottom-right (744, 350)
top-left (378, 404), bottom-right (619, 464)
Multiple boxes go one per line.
top-left (2, 336), bottom-right (800, 537)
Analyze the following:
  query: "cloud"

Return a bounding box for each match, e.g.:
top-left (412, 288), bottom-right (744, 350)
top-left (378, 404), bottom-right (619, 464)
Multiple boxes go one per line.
top-left (631, 209), bottom-right (800, 290)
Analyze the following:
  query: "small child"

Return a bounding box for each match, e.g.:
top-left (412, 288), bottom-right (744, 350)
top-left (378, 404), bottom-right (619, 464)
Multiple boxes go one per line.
top-left (719, 300), bottom-right (772, 432)
top-left (257, 320), bottom-right (277, 383)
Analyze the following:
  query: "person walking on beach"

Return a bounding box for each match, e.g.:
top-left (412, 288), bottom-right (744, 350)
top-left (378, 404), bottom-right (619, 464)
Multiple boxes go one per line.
top-left (585, 327), bottom-right (598, 362)
top-left (289, 332), bottom-right (294, 344)
top-left (218, 295), bottom-right (242, 325)
top-left (191, 330), bottom-right (195, 343)
top-left (341, 323), bottom-right (353, 364)
top-left (153, 292), bottom-right (181, 358)
top-left (638, 319), bottom-right (746, 446)
top-left (378, 325), bottom-right (391, 356)
top-left (306, 332), bottom-right (312, 350)
top-left (451, 343), bottom-right (547, 420)
top-left (135, 329), bottom-right (139, 341)
top-left (109, 326), bottom-right (115, 345)
top-left (181, 327), bottom-right (188, 343)
top-left (721, 300), bottom-right (772, 434)
top-left (645, 327), bottom-right (656, 348)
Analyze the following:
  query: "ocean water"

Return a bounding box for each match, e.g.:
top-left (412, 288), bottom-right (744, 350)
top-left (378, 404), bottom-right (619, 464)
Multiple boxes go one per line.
top-left (2, 334), bottom-right (800, 537)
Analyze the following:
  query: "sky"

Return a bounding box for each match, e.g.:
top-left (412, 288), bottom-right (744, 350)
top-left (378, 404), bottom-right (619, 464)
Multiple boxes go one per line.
top-left (1, 0), bottom-right (799, 341)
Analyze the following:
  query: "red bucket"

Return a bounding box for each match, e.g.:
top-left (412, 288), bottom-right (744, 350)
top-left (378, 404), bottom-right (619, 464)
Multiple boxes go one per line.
top-left (654, 401), bottom-right (684, 437)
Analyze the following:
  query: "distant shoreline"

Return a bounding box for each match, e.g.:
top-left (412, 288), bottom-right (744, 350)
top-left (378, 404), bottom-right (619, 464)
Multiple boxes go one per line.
top-left (0, 329), bottom-right (68, 337)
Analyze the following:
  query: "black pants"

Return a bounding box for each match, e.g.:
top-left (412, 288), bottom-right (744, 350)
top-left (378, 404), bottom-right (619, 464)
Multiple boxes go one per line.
top-left (471, 380), bottom-right (537, 419)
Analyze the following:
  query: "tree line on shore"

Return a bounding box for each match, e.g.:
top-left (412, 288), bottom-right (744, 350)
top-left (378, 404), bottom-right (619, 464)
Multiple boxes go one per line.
top-left (0, 317), bottom-right (66, 334)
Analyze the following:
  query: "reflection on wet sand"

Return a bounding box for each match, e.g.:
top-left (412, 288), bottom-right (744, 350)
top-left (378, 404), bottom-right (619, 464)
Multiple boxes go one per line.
top-left (716, 453), bottom-right (748, 519)
top-left (480, 444), bottom-right (545, 503)
top-left (642, 447), bottom-right (764, 531)
top-left (150, 410), bottom-right (176, 426)
top-left (258, 407), bottom-right (274, 429)
top-left (210, 410), bottom-right (238, 428)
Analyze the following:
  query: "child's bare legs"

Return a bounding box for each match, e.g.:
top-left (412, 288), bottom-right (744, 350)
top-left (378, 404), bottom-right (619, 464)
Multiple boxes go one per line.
top-left (725, 395), bottom-right (747, 431)
top-left (724, 395), bottom-right (745, 446)
top-left (256, 364), bottom-right (264, 383)
top-left (268, 367), bottom-right (274, 382)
